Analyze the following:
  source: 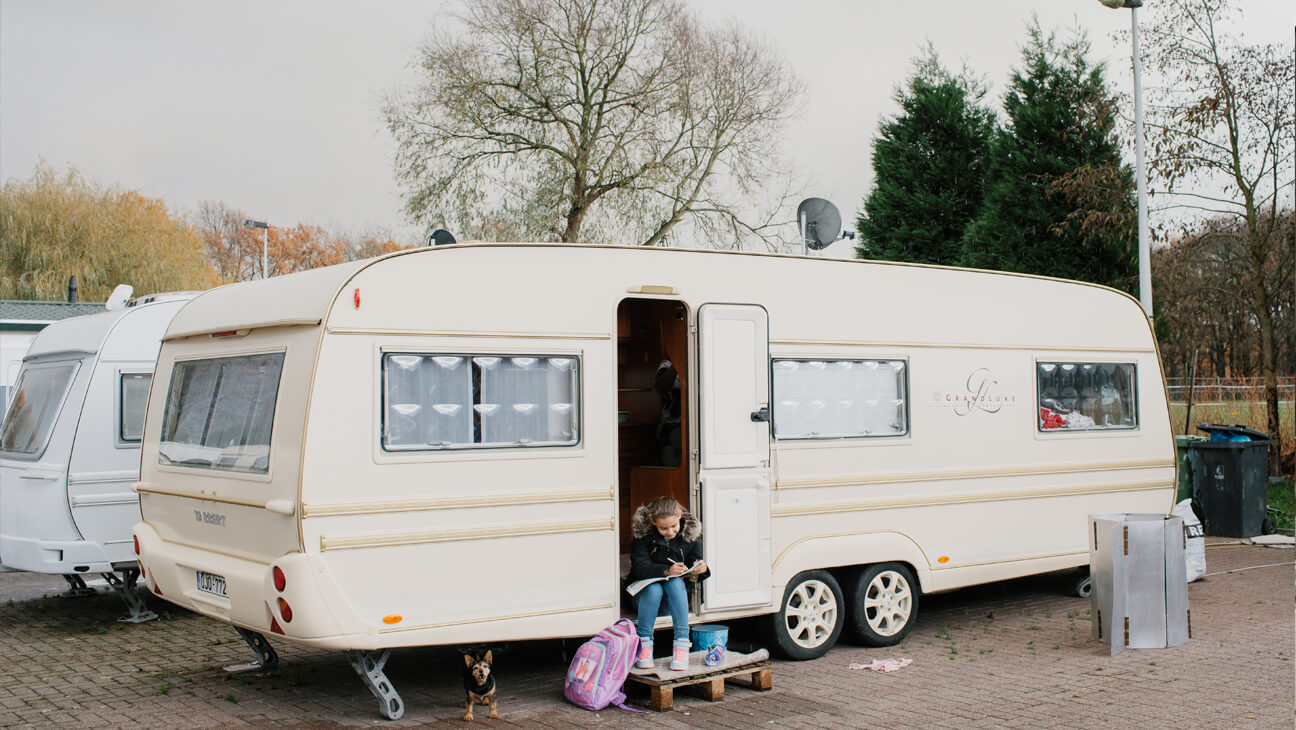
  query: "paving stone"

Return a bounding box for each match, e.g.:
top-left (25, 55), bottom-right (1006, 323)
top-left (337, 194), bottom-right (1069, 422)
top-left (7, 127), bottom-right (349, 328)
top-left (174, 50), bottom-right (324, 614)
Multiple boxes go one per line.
top-left (0, 540), bottom-right (1290, 727)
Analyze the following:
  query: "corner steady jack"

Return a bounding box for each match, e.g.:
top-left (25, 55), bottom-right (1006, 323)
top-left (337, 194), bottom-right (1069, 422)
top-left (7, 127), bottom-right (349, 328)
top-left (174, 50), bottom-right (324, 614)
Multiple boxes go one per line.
top-left (347, 650), bottom-right (404, 721)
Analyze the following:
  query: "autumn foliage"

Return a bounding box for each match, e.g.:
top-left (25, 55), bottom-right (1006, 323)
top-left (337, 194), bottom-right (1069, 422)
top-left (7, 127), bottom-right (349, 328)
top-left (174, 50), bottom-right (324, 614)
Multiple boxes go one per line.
top-left (0, 164), bottom-right (418, 302)
top-left (194, 200), bottom-right (410, 284)
top-left (0, 166), bottom-right (216, 300)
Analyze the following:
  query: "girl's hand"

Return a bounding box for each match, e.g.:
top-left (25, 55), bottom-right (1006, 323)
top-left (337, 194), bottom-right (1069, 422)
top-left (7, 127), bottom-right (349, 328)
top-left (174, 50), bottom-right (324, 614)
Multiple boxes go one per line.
top-left (692, 560), bottom-right (707, 575)
top-left (666, 562), bottom-right (686, 577)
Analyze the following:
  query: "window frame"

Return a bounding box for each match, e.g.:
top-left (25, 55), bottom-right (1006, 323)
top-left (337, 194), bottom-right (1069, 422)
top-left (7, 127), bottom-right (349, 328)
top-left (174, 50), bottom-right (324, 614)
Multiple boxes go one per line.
top-left (380, 351), bottom-right (583, 453)
top-left (156, 350), bottom-right (287, 474)
top-left (770, 357), bottom-right (911, 441)
top-left (115, 369), bottom-right (152, 447)
top-left (1035, 360), bottom-right (1139, 434)
top-left (0, 360), bottom-right (81, 460)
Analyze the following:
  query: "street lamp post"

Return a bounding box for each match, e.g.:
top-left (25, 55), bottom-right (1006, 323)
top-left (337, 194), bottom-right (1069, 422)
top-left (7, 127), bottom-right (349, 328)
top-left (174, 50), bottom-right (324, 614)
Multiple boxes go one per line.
top-left (1099, 0), bottom-right (1152, 319)
top-left (243, 219), bottom-right (269, 279)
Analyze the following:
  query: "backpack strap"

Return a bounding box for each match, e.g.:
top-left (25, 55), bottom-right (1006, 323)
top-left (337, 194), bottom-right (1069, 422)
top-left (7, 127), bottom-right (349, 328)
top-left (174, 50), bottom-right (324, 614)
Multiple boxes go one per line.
top-left (608, 618), bottom-right (647, 712)
top-left (612, 700), bottom-right (650, 713)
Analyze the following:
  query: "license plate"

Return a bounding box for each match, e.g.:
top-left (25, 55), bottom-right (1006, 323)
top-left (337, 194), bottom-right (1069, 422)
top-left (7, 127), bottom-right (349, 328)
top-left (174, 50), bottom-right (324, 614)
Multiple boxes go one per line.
top-left (196, 570), bottom-right (227, 597)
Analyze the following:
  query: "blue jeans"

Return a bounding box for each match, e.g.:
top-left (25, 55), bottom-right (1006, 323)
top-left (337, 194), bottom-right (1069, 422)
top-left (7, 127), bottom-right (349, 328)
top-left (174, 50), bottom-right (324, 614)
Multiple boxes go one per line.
top-left (635, 577), bottom-right (690, 642)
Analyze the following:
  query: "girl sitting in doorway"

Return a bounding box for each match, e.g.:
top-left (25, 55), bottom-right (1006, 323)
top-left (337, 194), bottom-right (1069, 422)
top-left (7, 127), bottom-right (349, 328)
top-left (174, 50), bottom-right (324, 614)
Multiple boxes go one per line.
top-left (629, 496), bottom-right (710, 670)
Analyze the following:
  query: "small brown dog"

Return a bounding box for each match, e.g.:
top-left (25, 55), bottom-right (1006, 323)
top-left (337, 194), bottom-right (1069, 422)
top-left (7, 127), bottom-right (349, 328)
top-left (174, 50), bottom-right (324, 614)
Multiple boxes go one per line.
top-left (462, 650), bottom-right (499, 721)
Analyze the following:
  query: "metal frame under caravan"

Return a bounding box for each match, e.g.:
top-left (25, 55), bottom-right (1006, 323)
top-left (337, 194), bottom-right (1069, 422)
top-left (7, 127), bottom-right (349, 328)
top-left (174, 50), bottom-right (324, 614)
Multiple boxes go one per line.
top-left (131, 244), bottom-right (1175, 719)
top-left (0, 293), bottom-right (194, 621)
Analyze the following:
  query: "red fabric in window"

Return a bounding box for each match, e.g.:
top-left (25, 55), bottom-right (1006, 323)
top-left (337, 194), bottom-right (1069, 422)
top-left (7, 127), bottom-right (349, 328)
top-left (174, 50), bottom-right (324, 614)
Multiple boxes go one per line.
top-left (1039, 407), bottom-right (1068, 430)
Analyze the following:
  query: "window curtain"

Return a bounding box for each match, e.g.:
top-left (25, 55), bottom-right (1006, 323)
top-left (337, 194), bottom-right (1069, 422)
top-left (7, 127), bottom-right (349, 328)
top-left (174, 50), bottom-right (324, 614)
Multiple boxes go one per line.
top-left (478, 357), bottom-right (545, 443)
top-left (773, 359), bottom-right (906, 439)
top-left (478, 356), bottom-right (576, 444)
top-left (385, 354), bottom-right (471, 447)
top-left (385, 353), bottom-right (577, 449)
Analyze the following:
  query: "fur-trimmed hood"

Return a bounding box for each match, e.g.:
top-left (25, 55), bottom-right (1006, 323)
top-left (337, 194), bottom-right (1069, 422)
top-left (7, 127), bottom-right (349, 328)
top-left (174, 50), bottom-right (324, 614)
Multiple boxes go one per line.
top-left (631, 505), bottom-right (701, 542)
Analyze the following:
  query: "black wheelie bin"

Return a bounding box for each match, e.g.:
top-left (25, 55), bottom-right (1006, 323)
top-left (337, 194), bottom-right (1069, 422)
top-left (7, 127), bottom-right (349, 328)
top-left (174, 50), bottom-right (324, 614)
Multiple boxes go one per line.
top-left (1188, 424), bottom-right (1271, 538)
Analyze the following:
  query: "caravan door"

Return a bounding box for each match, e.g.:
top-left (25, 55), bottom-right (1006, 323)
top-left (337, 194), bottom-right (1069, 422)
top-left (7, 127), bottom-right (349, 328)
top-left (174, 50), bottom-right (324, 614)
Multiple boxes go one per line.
top-left (697, 304), bottom-right (772, 611)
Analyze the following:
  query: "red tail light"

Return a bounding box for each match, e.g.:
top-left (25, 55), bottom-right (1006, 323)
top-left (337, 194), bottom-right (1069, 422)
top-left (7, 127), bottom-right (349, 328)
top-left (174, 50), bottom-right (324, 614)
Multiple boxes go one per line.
top-left (153, 584), bottom-right (163, 596)
top-left (270, 617), bottom-right (284, 634)
top-left (134, 535), bottom-right (140, 555)
top-left (277, 597), bottom-right (293, 623)
top-left (272, 566), bottom-right (286, 592)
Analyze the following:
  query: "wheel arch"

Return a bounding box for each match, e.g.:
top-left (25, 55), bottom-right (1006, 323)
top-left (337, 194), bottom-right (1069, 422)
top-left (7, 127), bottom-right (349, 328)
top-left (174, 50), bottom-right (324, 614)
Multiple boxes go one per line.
top-left (771, 530), bottom-right (932, 599)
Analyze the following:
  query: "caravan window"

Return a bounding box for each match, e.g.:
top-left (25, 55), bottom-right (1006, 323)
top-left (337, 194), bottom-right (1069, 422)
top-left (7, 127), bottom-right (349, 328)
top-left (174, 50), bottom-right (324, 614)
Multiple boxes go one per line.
top-left (0, 362), bottom-right (80, 456)
top-left (772, 359), bottom-right (908, 439)
top-left (158, 353), bottom-right (285, 473)
top-left (118, 373), bottom-right (152, 443)
top-left (382, 353), bottom-right (579, 450)
top-left (1037, 362), bottom-right (1137, 431)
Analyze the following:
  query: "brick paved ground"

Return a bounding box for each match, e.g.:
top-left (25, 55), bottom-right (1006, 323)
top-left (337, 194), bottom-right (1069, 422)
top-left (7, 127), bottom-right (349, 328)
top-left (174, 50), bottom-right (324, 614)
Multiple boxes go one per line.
top-left (0, 539), bottom-right (1291, 728)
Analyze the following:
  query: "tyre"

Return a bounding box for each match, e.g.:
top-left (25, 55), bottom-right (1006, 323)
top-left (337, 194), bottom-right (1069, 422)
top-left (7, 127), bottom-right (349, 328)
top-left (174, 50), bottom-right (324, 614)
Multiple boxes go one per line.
top-left (1074, 571), bottom-right (1092, 599)
top-left (767, 570), bottom-right (844, 660)
top-left (845, 563), bottom-right (919, 647)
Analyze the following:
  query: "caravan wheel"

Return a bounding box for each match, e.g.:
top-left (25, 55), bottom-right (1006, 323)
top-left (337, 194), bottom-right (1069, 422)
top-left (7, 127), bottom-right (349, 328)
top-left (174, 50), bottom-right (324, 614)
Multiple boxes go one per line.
top-left (846, 563), bottom-right (918, 647)
top-left (1073, 572), bottom-right (1092, 599)
top-left (768, 570), bottom-right (844, 660)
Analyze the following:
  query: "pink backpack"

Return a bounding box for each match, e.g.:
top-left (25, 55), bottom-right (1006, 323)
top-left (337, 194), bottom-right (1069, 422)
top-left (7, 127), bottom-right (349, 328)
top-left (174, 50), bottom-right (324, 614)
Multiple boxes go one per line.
top-left (563, 618), bottom-right (643, 712)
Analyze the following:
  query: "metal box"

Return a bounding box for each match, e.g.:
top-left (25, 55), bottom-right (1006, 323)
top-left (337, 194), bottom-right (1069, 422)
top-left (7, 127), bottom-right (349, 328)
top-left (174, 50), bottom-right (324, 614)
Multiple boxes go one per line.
top-left (1089, 513), bottom-right (1190, 655)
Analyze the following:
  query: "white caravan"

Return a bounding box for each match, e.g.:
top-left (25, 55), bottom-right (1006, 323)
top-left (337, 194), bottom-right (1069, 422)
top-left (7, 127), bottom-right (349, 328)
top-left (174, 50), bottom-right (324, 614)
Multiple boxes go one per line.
top-left (1, 300), bottom-right (107, 416)
top-left (132, 245), bottom-right (1175, 719)
top-left (1, 329), bottom-right (36, 418)
top-left (0, 293), bottom-right (194, 620)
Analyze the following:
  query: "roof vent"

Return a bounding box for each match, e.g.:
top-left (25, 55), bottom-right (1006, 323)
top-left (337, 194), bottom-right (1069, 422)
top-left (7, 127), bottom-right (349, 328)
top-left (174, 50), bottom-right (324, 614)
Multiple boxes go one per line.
top-left (105, 284), bottom-right (134, 311)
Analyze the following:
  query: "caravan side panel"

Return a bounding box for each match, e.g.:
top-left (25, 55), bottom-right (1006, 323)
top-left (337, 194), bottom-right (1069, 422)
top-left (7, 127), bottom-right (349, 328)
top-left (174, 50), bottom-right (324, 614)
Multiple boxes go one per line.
top-left (291, 325), bottom-right (620, 647)
top-left (67, 300), bottom-right (187, 567)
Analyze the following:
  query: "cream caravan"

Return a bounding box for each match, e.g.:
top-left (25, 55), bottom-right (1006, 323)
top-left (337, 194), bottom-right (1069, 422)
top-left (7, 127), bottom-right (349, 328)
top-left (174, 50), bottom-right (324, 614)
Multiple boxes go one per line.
top-left (133, 245), bottom-right (1174, 719)
top-left (0, 293), bottom-right (193, 620)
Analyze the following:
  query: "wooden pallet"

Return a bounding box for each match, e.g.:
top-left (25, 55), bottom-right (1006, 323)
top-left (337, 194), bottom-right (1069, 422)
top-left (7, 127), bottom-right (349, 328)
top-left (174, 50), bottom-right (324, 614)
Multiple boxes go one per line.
top-left (625, 649), bottom-right (772, 711)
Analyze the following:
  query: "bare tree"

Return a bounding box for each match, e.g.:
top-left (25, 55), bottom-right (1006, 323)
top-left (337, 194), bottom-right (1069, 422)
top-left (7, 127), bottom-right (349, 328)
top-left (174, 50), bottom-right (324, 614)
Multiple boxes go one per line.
top-left (193, 203), bottom-right (353, 281)
top-left (384, 0), bottom-right (802, 248)
top-left (1136, 0), bottom-right (1294, 474)
top-left (336, 228), bottom-right (414, 261)
top-left (194, 201), bottom-right (260, 283)
top-left (1154, 213), bottom-right (1295, 382)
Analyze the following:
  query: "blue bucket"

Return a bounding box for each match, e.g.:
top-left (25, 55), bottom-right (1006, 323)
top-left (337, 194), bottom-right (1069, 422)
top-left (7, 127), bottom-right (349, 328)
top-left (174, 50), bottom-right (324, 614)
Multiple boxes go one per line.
top-left (691, 624), bottom-right (728, 665)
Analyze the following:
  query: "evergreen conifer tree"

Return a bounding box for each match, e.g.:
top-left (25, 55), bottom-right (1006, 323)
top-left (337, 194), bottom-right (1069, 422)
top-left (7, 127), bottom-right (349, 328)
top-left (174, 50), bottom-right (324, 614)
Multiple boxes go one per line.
top-left (961, 24), bottom-right (1137, 293)
top-left (856, 51), bottom-right (995, 265)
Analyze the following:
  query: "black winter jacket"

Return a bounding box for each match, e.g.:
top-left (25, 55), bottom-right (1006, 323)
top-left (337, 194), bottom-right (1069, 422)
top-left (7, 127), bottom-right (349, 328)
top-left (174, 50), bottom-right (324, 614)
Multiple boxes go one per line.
top-left (628, 505), bottom-right (712, 582)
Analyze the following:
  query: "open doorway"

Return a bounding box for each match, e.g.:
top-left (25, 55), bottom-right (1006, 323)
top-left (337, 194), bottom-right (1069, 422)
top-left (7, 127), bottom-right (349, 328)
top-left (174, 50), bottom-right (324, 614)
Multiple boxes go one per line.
top-left (616, 298), bottom-right (690, 555)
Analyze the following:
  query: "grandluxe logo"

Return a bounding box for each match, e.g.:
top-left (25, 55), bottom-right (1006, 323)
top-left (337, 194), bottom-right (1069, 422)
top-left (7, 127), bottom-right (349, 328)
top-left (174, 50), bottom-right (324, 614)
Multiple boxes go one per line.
top-left (930, 367), bottom-right (1018, 416)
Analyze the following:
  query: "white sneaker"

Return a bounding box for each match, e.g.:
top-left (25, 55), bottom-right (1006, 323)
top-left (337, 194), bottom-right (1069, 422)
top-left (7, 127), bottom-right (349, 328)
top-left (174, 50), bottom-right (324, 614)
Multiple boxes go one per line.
top-left (635, 640), bottom-right (654, 669)
top-left (669, 639), bottom-right (691, 671)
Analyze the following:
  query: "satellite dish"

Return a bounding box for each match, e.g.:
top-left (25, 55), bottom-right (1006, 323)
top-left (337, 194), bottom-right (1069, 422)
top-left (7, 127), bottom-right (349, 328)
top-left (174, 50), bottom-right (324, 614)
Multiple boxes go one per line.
top-left (105, 284), bottom-right (134, 311)
top-left (427, 229), bottom-right (457, 246)
top-left (796, 197), bottom-right (842, 251)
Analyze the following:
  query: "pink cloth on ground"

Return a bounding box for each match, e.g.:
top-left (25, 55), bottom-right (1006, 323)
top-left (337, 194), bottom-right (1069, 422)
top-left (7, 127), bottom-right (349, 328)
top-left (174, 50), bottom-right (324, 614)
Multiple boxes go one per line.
top-left (848, 658), bottom-right (913, 672)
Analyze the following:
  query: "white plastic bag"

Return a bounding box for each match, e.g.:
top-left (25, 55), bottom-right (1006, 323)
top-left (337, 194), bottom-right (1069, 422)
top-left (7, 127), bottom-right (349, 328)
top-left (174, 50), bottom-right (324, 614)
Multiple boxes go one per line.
top-left (1173, 499), bottom-right (1206, 582)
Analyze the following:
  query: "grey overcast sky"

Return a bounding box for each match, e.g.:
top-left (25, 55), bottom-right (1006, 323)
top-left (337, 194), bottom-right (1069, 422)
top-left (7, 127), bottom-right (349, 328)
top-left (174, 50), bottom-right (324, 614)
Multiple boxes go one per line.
top-left (1, 0), bottom-right (1291, 248)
